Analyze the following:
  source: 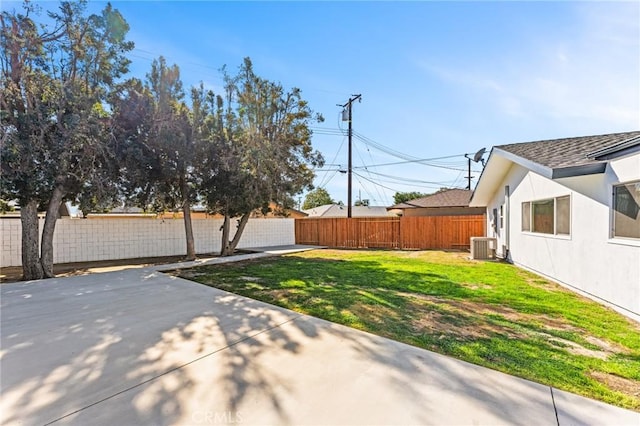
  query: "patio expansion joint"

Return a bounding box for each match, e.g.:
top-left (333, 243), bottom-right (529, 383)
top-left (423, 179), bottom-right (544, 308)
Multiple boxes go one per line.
top-left (550, 387), bottom-right (560, 426)
top-left (43, 312), bottom-right (303, 426)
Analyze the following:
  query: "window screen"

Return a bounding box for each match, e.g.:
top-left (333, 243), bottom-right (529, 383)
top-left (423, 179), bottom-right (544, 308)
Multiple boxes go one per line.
top-left (522, 202), bottom-right (531, 231)
top-left (532, 199), bottom-right (554, 234)
top-left (556, 196), bottom-right (570, 235)
top-left (613, 182), bottom-right (640, 239)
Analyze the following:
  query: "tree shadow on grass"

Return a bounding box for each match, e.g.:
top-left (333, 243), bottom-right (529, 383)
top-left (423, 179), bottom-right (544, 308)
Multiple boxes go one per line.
top-left (0, 263), bottom-right (615, 425)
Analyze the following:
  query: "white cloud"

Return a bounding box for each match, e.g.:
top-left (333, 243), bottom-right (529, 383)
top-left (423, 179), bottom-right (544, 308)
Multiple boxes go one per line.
top-left (416, 2), bottom-right (640, 132)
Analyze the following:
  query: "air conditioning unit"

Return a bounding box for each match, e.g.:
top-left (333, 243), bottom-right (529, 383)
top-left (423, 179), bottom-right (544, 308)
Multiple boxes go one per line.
top-left (471, 237), bottom-right (497, 260)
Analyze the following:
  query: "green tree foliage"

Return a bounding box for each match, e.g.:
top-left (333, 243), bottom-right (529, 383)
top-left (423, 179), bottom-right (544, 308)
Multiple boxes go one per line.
top-left (110, 58), bottom-right (197, 260)
top-left (0, 1), bottom-right (133, 279)
top-left (393, 191), bottom-right (430, 205)
top-left (196, 58), bottom-right (324, 256)
top-left (0, 200), bottom-right (14, 213)
top-left (302, 188), bottom-right (334, 210)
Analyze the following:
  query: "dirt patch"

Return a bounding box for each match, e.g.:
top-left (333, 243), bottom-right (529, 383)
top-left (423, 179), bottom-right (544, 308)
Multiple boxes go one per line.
top-left (464, 283), bottom-right (492, 290)
top-left (350, 302), bottom-right (400, 325)
top-left (520, 273), bottom-right (563, 292)
top-left (411, 306), bottom-right (510, 339)
top-left (590, 371), bottom-right (640, 398)
top-left (405, 250), bottom-right (471, 264)
top-left (584, 336), bottom-right (630, 354)
top-left (0, 252), bottom-right (240, 283)
top-left (547, 337), bottom-right (611, 360)
top-left (404, 294), bottom-right (627, 359)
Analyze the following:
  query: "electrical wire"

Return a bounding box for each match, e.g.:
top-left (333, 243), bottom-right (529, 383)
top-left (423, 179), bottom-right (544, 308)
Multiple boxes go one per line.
top-left (312, 127), bottom-right (474, 171)
top-left (362, 169), bottom-right (459, 186)
top-left (353, 173), bottom-right (385, 205)
top-left (352, 172), bottom-right (407, 194)
top-left (353, 140), bottom-right (387, 205)
top-left (316, 122), bottom-right (347, 189)
top-left (360, 135), bottom-right (389, 204)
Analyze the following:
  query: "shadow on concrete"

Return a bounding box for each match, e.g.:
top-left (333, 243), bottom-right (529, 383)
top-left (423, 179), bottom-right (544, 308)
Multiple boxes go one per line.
top-left (0, 266), bottom-right (626, 425)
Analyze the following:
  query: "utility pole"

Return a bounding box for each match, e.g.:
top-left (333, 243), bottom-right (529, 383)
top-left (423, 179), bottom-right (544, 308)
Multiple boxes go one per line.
top-left (464, 148), bottom-right (486, 191)
top-left (466, 155), bottom-right (472, 190)
top-left (339, 94), bottom-right (362, 218)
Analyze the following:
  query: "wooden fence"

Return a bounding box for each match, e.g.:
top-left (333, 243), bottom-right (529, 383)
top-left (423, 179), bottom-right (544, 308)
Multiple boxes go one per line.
top-left (295, 215), bottom-right (486, 250)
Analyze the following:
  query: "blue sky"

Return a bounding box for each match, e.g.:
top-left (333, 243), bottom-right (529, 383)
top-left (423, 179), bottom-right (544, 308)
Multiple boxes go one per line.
top-left (9, 1), bottom-right (640, 207)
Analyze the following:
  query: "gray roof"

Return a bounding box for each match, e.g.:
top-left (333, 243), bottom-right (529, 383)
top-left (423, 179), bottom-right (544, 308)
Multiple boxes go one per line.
top-left (390, 189), bottom-right (473, 209)
top-left (470, 130), bottom-right (640, 207)
top-left (303, 204), bottom-right (394, 218)
top-left (496, 131), bottom-right (640, 175)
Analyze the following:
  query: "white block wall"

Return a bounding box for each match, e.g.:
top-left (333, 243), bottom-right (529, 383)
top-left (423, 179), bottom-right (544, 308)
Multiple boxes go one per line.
top-left (0, 218), bottom-right (295, 267)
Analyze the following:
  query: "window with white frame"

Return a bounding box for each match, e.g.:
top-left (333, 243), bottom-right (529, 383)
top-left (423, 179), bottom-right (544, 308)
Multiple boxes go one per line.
top-left (521, 195), bottom-right (570, 235)
top-left (613, 181), bottom-right (640, 239)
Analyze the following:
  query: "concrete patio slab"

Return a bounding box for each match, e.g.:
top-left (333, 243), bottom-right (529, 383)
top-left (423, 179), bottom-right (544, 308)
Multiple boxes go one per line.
top-left (1, 266), bottom-right (638, 426)
top-left (552, 387), bottom-right (640, 426)
top-left (1, 270), bottom-right (297, 425)
top-left (242, 245), bottom-right (326, 256)
top-left (58, 314), bottom-right (560, 426)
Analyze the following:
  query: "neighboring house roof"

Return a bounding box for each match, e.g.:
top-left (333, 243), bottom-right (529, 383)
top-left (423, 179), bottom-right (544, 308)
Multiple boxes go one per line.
top-left (1, 201), bottom-right (72, 218)
top-left (302, 204), bottom-right (334, 217)
top-left (471, 131), bottom-right (640, 206)
top-left (389, 189), bottom-right (473, 210)
top-left (303, 204), bottom-right (393, 218)
top-left (108, 206), bottom-right (145, 214)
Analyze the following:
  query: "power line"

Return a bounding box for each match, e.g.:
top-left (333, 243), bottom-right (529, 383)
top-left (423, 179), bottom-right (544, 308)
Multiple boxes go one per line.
top-left (353, 172), bottom-right (410, 194)
top-left (352, 140), bottom-right (387, 205)
top-left (311, 126), bottom-right (475, 170)
top-left (362, 169), bottom-right (459, 186)
top-left (353, 173), bottom-right (387, 205)
top-left (351, 132), bottom-right (471, 172)
top-left (353, 156), bottom-right (465, 168)
top-left (356, 172), bottom-right (462, 193)
top-left (361, 174), bottom-right (460, 191)
top-left (317, 135), bottom-right (347, 188)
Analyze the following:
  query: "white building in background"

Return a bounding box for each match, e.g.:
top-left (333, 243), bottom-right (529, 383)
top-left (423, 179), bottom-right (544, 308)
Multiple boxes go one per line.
top-left (470, 131), bottom-right (640, 320)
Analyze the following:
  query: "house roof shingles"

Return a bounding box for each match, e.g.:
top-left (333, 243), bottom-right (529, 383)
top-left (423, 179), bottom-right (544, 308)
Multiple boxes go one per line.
top-left (496, 130), bottom-right (640, 170)
top-left (391, 189), bottom-right (473, 209)
top-left (470, 130), bottom-right (640, 207)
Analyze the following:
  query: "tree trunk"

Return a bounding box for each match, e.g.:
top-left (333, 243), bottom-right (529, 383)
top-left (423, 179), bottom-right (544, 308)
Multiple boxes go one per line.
top-left (221, 212), bottom-right (250, 257)
top-left (220, 214), bottom-right (231, 256)
top-left (40, 185), bottom-right (65, 278)
top-left (20, 200), bottom-right (43, 281)
top-left (180, 175), bottom-right (196, 260)
top-left (182, 199), bottom-right (196, 261)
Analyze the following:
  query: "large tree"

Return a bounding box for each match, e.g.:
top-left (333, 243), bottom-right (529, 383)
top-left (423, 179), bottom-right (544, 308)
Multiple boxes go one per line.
top-left (1, 1), bottom-right (132, 279)
top-left (302, 188), bottom-right (334, 210)
top-left (197, 58), bottom-right (324, 256)
top-left (110, 58), bottom-right (197, 260)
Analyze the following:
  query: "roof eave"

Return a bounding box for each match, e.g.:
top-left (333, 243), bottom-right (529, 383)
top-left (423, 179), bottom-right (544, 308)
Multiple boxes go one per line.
top-left (493, 147), bottom-right (554, 179)
top-left (551, 163), bottom-right (607, 179)
top-left (470, 148), bottom-right (543, 207)
top-left (587, 136), bottom-right (640, 160)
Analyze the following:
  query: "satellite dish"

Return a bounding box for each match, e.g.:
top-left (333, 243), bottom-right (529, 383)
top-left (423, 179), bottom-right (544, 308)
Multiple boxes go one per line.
top-left (473, 148), bottom-right (486, 163)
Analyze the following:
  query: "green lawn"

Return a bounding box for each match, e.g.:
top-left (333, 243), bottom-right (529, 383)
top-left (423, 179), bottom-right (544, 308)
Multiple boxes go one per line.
top-left (175, 249), bottom-right (640, 411)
